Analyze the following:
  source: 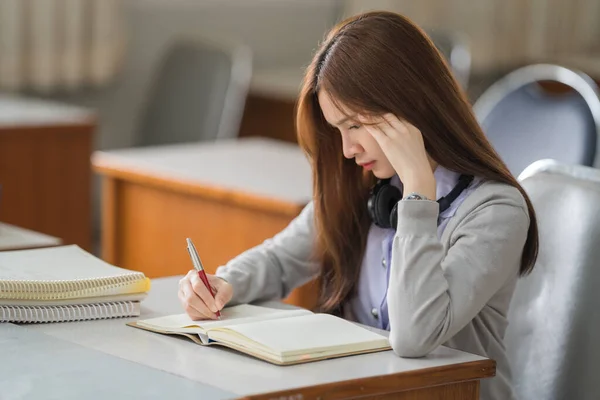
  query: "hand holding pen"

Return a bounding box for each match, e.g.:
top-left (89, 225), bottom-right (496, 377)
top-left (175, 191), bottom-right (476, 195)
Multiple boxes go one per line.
top-left (178, 238), bottom-right (233, 320)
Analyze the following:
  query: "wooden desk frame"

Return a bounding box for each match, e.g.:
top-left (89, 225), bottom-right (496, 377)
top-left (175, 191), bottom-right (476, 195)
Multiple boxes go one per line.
top-left (240, 361), bottom-right (494, 399)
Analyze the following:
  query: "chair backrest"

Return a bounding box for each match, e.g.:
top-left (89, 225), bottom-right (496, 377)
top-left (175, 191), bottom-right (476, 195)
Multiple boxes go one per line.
top-left (504, 159), bottom-right (600, 400)
top-left (427, 30), bottom-right (471, 89)
top-left (135, 37), bottom-right (252, 147)
top-left (473, 64), bottom-right (600, 176)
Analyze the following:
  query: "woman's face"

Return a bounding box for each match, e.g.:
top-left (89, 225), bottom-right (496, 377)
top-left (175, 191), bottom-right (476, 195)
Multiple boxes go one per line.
top-left (318, 90), bottom-right (396, 179)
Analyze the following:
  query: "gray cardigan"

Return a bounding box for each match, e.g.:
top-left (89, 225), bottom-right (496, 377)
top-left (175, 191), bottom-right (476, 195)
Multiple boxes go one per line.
top-left (216, 180), bottom-right (529, 400)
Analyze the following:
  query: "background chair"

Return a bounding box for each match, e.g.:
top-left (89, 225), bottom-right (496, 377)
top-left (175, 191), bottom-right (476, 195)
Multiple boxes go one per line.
top-left (504, 159), bottom-right (600, 400)
top-left (473, 64), bottom-right (600, 176)
top-left (427, 30), bottom-right (471, 90)
top-left (134, 37), bottom-right (252, 147)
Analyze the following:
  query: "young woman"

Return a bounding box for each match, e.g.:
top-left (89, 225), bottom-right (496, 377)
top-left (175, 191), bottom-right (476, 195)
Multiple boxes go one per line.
top-left (178, 11), bottom-right (538, 400)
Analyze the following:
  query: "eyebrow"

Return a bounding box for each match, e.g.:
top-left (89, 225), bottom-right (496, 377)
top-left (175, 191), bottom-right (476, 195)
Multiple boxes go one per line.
top-left (330, 114), bottom-right (356, 127)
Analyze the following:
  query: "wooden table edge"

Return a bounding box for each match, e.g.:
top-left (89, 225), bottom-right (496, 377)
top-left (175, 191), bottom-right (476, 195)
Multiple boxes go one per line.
top-left (0, 117), bottom-right (97, 131)
top-left (91, 158), bottom-right (309, 217)
top-left (238, 358), bottom-right (496, 400)
top-left (0, 243), bottom-right (63, 252)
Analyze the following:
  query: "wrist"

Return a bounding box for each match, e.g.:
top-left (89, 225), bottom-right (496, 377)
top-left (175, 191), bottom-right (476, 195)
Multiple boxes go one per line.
top-left (402, 172), bottom-right (436, 200)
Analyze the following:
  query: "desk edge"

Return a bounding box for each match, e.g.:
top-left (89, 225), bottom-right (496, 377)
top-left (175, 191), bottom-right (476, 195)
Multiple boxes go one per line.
top-left (239, 358), bottom-right (496, 400)
top-left (0, 116), bottom-right (97, 131)
top-left (92, 158), bottom-right (308, 217)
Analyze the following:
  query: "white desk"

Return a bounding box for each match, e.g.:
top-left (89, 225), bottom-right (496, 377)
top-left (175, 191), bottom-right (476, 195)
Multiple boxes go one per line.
top-left (24, 276), bottom-right (495, 399)
top-left (0, 324), bottom-right (234, 399)
top-left (0, 222), bottom-right (62, 251)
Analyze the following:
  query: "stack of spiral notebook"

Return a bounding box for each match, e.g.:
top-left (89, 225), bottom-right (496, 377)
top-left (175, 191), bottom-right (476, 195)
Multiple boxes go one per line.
top-left (0, 245), bottom-right (150, 323)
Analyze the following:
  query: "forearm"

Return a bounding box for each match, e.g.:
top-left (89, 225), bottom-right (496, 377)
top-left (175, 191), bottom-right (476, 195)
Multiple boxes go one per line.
top-left (386, 198), bottom-right (528, 357)
top-left (216, 240), bottom-right (317, 305)
top-left (386, 200), bottom-right (453, 356)
top-left (215, 202), bottom-right (318, 305)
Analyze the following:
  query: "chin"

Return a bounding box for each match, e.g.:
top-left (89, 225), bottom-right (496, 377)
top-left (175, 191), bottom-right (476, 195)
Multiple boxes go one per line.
top-left (372, 168), bottom-right (395, 180)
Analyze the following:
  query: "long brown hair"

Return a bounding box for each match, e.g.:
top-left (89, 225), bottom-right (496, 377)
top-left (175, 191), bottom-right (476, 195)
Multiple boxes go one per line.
top-left (296, 11), bottom-right (539, 313)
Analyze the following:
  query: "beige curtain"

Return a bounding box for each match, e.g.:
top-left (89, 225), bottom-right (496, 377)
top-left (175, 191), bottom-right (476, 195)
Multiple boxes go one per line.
top-left (344, 0), bottom-right (600, 74)
top-left (0, 0), bottom-right (125, 92)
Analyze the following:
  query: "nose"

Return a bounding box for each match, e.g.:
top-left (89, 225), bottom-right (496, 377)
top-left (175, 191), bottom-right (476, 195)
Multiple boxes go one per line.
top-left (341, 131), bottom-right (362, 159)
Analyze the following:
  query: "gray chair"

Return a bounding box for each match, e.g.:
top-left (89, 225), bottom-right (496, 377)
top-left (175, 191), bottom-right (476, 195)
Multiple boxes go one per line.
top-left (504, 159), bottom-right (600, 400)
top-left (473, 64), bottom-right (600, 177)
top-left (427, 30), bottom-right (471, 90)
top-left (134, 37), bottom-right (252, 147)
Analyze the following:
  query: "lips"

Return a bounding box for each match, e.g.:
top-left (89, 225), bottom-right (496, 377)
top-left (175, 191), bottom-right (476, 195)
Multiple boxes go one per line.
top-left (359, 161), bottom-right (375, 170)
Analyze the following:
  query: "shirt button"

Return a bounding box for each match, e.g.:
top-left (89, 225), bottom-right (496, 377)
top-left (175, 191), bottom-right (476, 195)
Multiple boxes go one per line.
top-left (371, 308), bottom-right (379, 319)
top-left (382, 258), bottom-right (387, 268)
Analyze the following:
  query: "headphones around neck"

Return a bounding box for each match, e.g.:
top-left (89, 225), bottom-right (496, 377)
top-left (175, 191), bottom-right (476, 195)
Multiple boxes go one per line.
top-left (367, 174), bottom-right (474, 229)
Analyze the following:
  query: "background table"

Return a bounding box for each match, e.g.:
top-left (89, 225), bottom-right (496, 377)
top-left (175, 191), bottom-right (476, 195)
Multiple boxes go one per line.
top-left (92, 137), bottom-right (318, 309)
top-left (0, 222), bottom-right (62, 251)
top-left (0, 95), bottom-right (95, 250)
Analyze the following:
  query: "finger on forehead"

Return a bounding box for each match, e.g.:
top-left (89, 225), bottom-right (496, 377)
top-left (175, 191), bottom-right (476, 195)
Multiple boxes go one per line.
top-left (381, 113), bottom-right (395, 125)
top-left (382, 113), bottom-right (406, 131)
top-left (365, 126), bottom-right (389, 146)
top-left (363, 121), bottom-right (384, 135)
top-left (356, 113), bottom-right (383, 126)
top-left (371, 116), bottom-right (396, 137)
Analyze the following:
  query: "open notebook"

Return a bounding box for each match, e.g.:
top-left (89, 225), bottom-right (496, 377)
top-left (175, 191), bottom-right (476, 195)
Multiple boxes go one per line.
top-left (129, 304), bottom-right (391, 365)
top-left (0, 245), bottom-right (150, 323)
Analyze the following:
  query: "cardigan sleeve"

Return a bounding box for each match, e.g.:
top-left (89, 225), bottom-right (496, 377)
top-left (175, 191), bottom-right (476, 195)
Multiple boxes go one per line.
top-left (215, 202), bottom-right (318, 305)
top-left (386, 196), bottom-right (529, 357)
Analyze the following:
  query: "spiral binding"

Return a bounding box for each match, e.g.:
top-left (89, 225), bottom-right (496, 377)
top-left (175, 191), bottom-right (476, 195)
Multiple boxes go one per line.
top-left (0, 301), bottom-right (140, 323)
top-left (0, 274), bottom-right (148, 301)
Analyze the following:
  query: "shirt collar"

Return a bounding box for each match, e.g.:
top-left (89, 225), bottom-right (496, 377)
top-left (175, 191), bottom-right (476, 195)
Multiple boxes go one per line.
top-left (434, 165), bottom-right (462, 200)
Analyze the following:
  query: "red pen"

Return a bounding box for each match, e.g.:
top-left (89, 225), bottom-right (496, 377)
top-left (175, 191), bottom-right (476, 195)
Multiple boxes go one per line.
top-left (186, 238), bottom-right (221, 319)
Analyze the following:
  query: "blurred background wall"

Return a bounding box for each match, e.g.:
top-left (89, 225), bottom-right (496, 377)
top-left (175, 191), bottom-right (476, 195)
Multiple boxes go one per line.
top-left (4, 0), bottom-right (600, 149)
top-left (1, 0), bottom-right (342, 150)
top-left (345, 0), bottom-right (600, 72)
top-left (2, 0), bottom-right (600, 253)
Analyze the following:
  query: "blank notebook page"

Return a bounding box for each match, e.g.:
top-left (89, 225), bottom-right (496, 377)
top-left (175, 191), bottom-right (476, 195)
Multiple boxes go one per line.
top-left (223, 313), bottom-right (390, 354)
top-left (0, 245), bottom-right (145, 281)
top-left (138, 304), bottom-right (311, 332)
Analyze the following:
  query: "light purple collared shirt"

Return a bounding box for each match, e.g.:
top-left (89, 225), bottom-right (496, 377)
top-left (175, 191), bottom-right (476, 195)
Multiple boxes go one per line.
top-left (348, 166), bottom-right (481, 330)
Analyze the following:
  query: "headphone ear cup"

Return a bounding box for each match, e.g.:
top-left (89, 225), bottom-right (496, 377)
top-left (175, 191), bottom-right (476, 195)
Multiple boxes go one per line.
top-left (371, 184), bottom-right (402, 229)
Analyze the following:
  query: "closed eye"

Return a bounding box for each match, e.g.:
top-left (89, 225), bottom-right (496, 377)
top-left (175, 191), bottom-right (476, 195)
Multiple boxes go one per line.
top-left (348, 124), bottom-right (361, 130)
